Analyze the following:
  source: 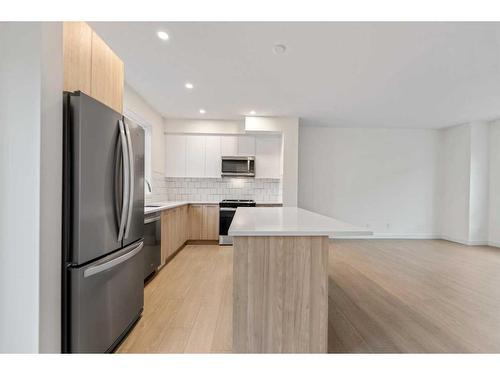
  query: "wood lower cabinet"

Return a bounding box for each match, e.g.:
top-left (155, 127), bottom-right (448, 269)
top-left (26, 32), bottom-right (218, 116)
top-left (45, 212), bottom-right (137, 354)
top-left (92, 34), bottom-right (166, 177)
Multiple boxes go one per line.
top-left (189, 204), bottom-right (219, 240)
top-left (160, 206), bottom-right (189, 266)
top-left (160, 204), bottom-right (219, 266)
top-left (202, 205), bottom-right (219, 240)
top-left (189, 205), bottom-right (204, 240)
top-left (161, 204), bottom-right (219, 265)
top-left (160, 210), bottom-right (169, 265)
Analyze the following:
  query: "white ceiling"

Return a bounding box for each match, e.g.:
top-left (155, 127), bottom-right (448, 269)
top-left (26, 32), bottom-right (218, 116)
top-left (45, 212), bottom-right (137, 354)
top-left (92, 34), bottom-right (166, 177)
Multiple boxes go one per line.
top-left (90, 22), bottom-right (500, 128)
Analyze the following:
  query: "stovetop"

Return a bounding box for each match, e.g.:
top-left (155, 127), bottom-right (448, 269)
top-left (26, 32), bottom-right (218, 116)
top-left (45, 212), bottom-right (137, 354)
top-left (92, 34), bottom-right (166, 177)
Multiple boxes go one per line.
top-left (221, 199), bottom-right (255, 203)
top-left (219, 199), bottom-right (256, 208)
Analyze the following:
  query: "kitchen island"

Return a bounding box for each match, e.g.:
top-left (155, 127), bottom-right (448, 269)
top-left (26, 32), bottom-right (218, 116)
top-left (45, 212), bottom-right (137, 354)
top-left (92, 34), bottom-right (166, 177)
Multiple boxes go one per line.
top-left (228, 206), bottom-right (371, 353)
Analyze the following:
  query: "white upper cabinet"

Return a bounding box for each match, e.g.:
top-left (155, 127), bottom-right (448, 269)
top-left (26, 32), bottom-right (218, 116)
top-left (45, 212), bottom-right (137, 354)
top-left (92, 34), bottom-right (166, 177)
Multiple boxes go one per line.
top-left (205, 136), bottom-right (221, 177)
top-left (255, 135), bottom-right (282, 179)
top-left (186, 135), bottom-right (206, 177)
top-left (166, 133), bottom-right (282, 179)
top-left (237, 135), bottom-right (255, 156)
top-left (220, 135), bottom-right (238, 156)
top-left (165, 134), bottom-right (186, 177)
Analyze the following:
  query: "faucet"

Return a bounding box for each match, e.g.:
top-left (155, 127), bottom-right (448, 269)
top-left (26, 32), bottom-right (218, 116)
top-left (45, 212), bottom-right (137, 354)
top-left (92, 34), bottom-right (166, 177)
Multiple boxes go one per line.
top-left (145, 179), bottom-right (152, 193)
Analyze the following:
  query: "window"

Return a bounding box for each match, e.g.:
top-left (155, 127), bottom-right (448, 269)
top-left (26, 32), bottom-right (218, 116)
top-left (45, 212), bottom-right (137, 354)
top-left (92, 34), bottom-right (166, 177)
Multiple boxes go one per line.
top-left (124, 111), bottom-right (152, 196)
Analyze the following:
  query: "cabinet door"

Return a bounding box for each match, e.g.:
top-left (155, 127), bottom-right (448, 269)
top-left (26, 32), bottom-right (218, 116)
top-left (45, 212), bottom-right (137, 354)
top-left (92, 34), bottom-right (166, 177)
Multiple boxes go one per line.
top-left (237, 135), bottom-right (255, 156)
top-left (205, 136), bottom-right (221, 177)
top-left (186, 135), bottom-right (206, 177)
top-left (165, 134), bottom-right (186, 177)
top-left (91, 31), bottom-right (124, 113)
top-left (202, 205), bottom-right (219, 240)
top-left (171, 208), bottom-right (181, 257)
top-left (255, 135), bottom-right (282, 178)
top-left (189, 205), bottom-right (204, 240)
top-left (180, 205), bottom-right (189, 244)
top-left (176, 207), bottom-right (183, 250)
top-left (160, 210), bottom-right (169, 265)
top-left (63, 22), bottom-right (92, 95)
top-left (220, 135), bottom-right (238, 156)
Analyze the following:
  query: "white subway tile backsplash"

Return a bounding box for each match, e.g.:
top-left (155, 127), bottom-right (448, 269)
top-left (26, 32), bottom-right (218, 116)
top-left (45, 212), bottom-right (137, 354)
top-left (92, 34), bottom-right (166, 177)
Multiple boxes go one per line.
top-left (146, 176), bottom-right (282, 204)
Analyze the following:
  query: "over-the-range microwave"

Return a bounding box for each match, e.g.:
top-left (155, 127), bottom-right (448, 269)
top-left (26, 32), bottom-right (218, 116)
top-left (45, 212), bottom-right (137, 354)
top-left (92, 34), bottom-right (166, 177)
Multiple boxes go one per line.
top-left (221, 156), bottom-right (255, 177)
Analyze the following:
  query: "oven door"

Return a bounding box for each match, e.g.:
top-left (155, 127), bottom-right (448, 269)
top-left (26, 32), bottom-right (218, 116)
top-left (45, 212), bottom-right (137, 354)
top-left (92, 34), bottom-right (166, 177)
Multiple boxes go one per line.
top-left (219, 207), bottom-right (237, 245)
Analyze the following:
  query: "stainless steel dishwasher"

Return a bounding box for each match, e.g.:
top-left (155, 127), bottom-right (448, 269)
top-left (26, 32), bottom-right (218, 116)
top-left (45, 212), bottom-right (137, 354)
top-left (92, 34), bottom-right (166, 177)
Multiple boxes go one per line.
top-left (143, 211), bottom-right (161, 280)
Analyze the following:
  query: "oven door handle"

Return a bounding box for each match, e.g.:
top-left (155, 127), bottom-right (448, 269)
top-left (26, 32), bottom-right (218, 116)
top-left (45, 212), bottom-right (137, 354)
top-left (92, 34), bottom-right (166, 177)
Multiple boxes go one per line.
top-left (220, 207), bottom-right (237, 212)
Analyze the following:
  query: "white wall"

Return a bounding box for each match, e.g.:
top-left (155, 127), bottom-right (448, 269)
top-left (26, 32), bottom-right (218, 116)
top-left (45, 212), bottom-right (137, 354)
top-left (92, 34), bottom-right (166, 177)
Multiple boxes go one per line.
top-left (469, 122), bottom-right (489, 244)
top-left (298, 127), bottom-right (441, 237)
top-left (124, 84), bottom-right (165, 176)
top-left (298, 122), bottom-right (498, 245)
top-left (440, 124), bottom-right (472, 243)
top-left (245, 117), bottom-right (299, 206)
top-left (440, 122), bottom-right (490, 245)
top-left (38, 22), bottom-right (63, 353)
top-left (164, 118), bottom-right (244, 134)
top-left (0, 22), bottom-right (62, 353)
top-left (488, 120), bottom-right (500, 247)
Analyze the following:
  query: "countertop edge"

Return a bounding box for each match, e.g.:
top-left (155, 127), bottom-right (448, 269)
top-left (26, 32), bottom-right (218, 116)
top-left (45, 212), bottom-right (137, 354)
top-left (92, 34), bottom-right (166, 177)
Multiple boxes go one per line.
top-left (145, 201), bottom-right (284, 214)
top-left (228, 207), bottom-right (373, 238)
top-left (228, 230), bottom-right (373, 238)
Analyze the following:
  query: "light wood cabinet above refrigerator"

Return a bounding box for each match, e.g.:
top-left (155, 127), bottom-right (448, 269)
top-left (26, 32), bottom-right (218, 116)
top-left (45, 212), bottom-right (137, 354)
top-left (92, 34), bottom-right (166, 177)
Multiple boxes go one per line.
top-left (63, 22), bottom-right (124, 113)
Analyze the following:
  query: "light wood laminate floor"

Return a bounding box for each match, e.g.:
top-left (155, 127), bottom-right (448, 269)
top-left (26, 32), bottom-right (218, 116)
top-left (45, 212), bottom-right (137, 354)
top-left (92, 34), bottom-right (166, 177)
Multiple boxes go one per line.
top-left (117, 240), bottom-right (500, 353)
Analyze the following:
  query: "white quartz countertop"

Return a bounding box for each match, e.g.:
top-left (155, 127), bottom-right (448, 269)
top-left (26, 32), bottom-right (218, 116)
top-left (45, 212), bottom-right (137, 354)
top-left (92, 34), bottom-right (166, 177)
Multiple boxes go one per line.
top-left (144, 201), bottom-right (216, 214)
top-left (228, 207), bottom-right (372, 238)
top-left (144, 201), bottom-right (283, 214)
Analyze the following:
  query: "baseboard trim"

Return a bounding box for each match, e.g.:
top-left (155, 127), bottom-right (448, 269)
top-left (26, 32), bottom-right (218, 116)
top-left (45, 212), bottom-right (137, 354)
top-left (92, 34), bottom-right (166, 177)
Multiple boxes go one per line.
top-left (488, 241), bottom-right (500, 248)
top-left (333, 233), bottom-right (440, 240)
top-left (440, 235), bottom-right (489, 246)
top-left (332, 233), bottom-right (500, 248)
top-left (186, 240), bottom-right (219, 245)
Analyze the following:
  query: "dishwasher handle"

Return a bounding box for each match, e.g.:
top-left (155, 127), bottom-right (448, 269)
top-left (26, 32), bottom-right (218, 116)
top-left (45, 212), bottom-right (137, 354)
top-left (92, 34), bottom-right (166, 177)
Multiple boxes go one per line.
top-left (144, 215), bottom-right (161, 224)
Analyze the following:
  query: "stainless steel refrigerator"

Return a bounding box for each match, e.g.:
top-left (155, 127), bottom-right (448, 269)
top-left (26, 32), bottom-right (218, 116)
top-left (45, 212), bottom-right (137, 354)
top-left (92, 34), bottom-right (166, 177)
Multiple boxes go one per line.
top-left (62, 91), bottom-right (145, 353)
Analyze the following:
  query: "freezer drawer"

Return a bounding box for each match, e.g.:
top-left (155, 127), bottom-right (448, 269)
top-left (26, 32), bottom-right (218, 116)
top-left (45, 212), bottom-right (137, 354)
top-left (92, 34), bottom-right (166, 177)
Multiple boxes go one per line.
top-left (67, 240), bottom-right (144, 353)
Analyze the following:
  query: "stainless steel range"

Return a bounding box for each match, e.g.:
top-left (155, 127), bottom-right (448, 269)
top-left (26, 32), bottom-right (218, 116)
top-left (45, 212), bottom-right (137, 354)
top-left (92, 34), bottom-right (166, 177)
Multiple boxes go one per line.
top-left (219, 199), bottom-right (256, 245)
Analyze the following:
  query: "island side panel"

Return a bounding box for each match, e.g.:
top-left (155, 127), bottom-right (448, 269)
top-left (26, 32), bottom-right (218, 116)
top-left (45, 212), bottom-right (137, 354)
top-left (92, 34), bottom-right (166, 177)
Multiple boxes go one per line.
top-left (233, 236), bottom-right (249, 353)
top-left (232, 236), bottom-right (329, 353)
top-left (309, 236), bottom-right (329, 352)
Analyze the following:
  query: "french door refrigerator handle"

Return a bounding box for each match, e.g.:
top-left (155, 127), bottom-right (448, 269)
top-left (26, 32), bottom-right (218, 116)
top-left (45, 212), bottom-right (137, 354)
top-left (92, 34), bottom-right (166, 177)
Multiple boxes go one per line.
top-left (83, 241), bottom-right (144, 278)
top-left (124, 119), bottom-right (134, 239)
top-left (117, 119), bottom-right (130, 242)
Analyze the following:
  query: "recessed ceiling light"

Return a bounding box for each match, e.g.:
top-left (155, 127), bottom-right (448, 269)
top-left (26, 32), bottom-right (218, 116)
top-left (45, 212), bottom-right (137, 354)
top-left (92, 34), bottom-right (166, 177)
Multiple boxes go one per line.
top-left (273, 44), bottom-right (287, 55)
top-left (250, 110), bottom-right (256, 115)
top-left (199, 109), bottom-right (206, 114)
top-left (157, 31), bottom-right (169, 41)
top-left (185, 82), bottom-right (194, 89)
